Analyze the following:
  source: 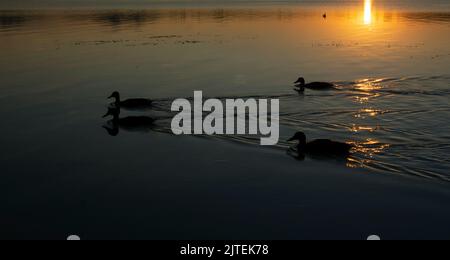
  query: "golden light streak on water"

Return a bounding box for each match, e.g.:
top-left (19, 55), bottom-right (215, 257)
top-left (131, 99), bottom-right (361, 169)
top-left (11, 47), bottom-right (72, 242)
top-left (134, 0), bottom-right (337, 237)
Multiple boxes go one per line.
top-left (364, 0), bottom-right (373, 25)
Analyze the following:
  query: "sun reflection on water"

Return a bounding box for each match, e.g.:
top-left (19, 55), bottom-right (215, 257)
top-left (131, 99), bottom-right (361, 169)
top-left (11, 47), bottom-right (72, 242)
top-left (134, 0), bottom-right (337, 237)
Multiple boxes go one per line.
top-left (346, 74), bottom-right (394, 170)
top-left (353, 93), bottom-right (382, 104)
top-left (347, 138), bottom-right (391, 168)
top-left (364, 0), bottom-right (373, 25)
top-left (352, 139), bottom-right (390, 158)
top-left (349, 124), bottom-right (381, 133)
top-left (351, 78), bottom-right (386, 104)
top-left (355, 79), bottom-right (384, 91)
top-left (354, 108), bottom-right (390, 119)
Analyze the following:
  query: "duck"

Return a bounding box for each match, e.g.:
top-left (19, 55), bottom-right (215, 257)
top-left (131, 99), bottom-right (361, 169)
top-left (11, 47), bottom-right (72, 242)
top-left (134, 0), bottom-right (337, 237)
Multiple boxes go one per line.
top-left (294, 77), bottom-right (336, 92)
top-left (288, 131), bottom-right (353, 157)
top-left (102, 107), bottom-right (155, 136)
top-left (108, 91), bottom-right (153, 110)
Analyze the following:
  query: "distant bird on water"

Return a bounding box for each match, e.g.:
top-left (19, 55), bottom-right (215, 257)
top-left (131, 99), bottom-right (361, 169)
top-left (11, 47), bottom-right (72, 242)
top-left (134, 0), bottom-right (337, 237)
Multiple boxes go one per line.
top-left (294, 77), bottom-right (336, 92)
top-left (288, 131), bottom-right (353, 158)
top-left (108, 91), bottom-right (153, 111)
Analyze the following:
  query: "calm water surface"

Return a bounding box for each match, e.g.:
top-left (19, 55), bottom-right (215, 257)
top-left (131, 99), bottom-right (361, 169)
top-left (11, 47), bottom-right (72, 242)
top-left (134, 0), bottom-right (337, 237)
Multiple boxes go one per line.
top-left (1, 1), bottom-right (449, 181)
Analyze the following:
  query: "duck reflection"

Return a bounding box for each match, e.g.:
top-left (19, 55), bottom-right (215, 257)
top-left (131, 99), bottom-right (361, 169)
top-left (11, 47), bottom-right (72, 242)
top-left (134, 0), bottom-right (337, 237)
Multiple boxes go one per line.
top-left (102, 107), bottom-right (155, 136)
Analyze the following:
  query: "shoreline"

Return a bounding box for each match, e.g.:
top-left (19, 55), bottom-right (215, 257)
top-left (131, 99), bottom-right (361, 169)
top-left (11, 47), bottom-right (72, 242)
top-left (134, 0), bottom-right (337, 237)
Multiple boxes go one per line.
top-left (1, 0), bottom-right (450, 12)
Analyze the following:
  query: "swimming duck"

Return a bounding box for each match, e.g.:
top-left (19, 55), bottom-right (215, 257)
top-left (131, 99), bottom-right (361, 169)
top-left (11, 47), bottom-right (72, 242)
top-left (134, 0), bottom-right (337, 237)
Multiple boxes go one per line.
top-left (108, 91), bottom-right (153, 110)
top-left (102, 107), bottom-right (155, 136)
top-left (288, 131), bottom-right (353, 157)
top-left (294, 77), bottom-right (336, 92)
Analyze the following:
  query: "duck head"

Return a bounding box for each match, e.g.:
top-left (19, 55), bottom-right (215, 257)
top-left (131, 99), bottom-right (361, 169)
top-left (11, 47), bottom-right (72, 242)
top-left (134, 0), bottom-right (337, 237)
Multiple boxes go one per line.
top-left (294, 77), bottom-right (306, 86)
top-left (288, 131), bottom-right (307, 145)
top-left (108, 91), bottom-right (121, 102)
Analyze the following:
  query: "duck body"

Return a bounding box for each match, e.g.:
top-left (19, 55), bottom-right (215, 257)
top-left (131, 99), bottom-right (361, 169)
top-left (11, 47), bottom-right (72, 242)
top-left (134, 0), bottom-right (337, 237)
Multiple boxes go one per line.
top-left (288, 132), bottom-right (353, 158)
top-left (304, 82), bottom-right (335, 90)
top-left (116, 99), bottom-right (153, 110)
top-left (108, 91), bottom-right (153, 111)
top-left (304, 139), bottom-right (353, 156)
top-left (294, 77), bottom-right (336, 92)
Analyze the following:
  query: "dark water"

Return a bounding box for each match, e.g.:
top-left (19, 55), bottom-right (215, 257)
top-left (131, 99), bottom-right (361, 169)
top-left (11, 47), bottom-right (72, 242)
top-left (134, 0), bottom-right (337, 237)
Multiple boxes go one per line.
top-left (1, 1), bottom-right (450, 239)
top-left (1, 4), bottom-right (449, 181)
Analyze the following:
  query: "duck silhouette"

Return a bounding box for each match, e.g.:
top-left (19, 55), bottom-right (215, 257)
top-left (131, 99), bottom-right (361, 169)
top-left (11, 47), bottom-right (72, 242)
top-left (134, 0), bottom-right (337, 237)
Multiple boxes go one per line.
top-left (288, 131), bottom-right (353, 159)
top-left (294, 77), bottom-right (336, 92)
top-left (108, 91), bottom-right (153, 111)
top-left (102, 107), bottom-right (155, 136)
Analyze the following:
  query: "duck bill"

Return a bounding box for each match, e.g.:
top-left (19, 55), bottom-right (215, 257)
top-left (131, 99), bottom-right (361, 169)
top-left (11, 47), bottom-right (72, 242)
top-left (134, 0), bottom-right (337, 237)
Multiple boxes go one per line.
top-left (107, 95), bottom-right (113, 99)
top-left (102, 113), bottom-right (110, 118)
top-left (288, 137), bottom-right (296, 142)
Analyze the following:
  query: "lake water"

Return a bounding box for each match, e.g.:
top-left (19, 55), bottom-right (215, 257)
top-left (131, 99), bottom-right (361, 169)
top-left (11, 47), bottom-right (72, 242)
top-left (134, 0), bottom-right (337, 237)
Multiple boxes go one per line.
top-left (1, 1), bottom-right (450, 239)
